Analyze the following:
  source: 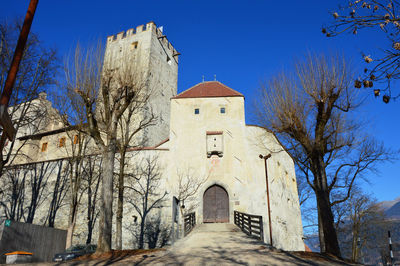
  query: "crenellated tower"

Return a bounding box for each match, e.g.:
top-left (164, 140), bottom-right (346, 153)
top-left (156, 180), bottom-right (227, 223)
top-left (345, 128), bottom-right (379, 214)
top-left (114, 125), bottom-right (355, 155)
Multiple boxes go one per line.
top-left (104, 21), bottom-right (179, 146)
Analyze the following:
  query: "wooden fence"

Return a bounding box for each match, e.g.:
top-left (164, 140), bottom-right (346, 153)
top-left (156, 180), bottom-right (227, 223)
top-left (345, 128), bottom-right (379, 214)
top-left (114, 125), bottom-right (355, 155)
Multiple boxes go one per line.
top-left (183, 212), bottom-right (196, 236)
top-left (234, 210), bottom-right (264, 241)
top-left (0, 220), bottom-right (66, 262)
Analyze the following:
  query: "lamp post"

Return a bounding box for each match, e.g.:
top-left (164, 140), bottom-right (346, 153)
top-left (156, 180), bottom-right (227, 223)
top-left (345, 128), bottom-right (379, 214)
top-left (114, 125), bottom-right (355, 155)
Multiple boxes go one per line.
top-left (259, 153), bottom-right (273, 247)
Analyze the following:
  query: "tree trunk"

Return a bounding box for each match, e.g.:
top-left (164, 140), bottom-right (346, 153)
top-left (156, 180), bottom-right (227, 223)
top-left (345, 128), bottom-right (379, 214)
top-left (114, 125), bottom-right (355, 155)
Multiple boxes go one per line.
top-left (315, 187), bottom-right (341, 257)
top-left (96, 142), bottom-right (116, 253)
top-left (312, 156), bottom-right (341, 257)
top-left (66, 219), bottom-right (76, 248)
top-left (86, 222), bottom-right (93, 244)
top-left (66, 160), bottom-right (80, 249)
top-left (318, 212), bottom-right (326, 253)
top-left (66, 198), bottom-right (78, 248)
top-left (139, 219), bottom-right (145, 249)
top-left (115, 151), bottom-right (125, 250)
top-left (0, 161), bottom-right (5, 179)
top-left (351, 225), bottom-right (359, 262)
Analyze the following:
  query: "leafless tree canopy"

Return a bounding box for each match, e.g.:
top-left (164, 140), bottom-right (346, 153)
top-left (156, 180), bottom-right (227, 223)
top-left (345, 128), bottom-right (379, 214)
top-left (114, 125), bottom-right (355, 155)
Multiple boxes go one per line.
top-left (255, 52), bottom-right (394, 256)
top-left (176, 168), bottom-right (208, 214)
top-left (125, 156), bottom-right (168, 249)
top-left (324, 0), bottom-right (400, 100)
top-left (0, 19), bottom-right (58, 172)
top-left (332, 186), bottom-right (392, 263)
top-left (45, 160), bottom-right (70, 227)
top-left (63, 42), bottom-right (152, 252)
top-left (114, 74), bottom-right (156, 249)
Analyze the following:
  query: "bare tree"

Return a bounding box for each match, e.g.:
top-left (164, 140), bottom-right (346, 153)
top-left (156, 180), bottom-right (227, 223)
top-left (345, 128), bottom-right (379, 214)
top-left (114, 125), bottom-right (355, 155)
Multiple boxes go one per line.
top-left (347, 191), bottom-right (383, 262)
top-left (26, 161), bottom-right (56, 223)
top-left (0, 165), bottom-right (28, 221)
top-left (81, 154), bottom-right (102, 245)
top-left (255, 53), bottom-right (394, 257)
top-left (298, 173), bottom-right (318, 236)
top-left (115, 89), bottom-right (156, 249)
top-left (144, 214), bottom-right (171, 249)
top-left (45, 159), bottom-right (70, 227)
top-left (0, 19), bottom-right (58, 173)
top-left (126, 156), bottom-right (168, 249)
top-left (61, 132), bottom-right (95, 248)
top-left (176, 168), bottom-right (208, 214)
top-left (324, 0), bottom-right (400, 100)
top-left (297, 171), bottom-right (313, 207)
top-left (63, 43), bottom-right (149, 252)
top-left (333, 187), bottom-right (391, 263)
top-left (52, 77), bottom-right (99, 247)
top-left (0, 160), bottom-right (56, 223)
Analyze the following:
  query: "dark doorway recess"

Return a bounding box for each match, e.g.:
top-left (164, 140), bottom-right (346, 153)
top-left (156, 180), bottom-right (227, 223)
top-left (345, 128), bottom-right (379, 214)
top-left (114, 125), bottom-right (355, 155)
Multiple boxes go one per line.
top-left (203, 185), bottom-right (229, 223)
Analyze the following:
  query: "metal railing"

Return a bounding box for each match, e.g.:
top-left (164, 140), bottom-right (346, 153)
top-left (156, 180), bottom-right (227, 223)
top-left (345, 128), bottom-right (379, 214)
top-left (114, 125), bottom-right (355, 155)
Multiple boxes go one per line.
top-left (234, 210), bottom-right (264, 241)
top-left (183, 212), bottom-right (196, 236)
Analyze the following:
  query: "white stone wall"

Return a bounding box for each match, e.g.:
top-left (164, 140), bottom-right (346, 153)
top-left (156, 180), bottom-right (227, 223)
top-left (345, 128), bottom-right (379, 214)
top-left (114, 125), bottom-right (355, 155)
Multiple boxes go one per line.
top-left (3, 103), bottom-right (304, 251)
top-left (104, 22), bottom-right (179, 147)
top-left (163, 95), bottom-right (304, 251)
top-left (7, 94), bottom-right (65, 164)
top-left (244, 126), bottom-right (304, 251)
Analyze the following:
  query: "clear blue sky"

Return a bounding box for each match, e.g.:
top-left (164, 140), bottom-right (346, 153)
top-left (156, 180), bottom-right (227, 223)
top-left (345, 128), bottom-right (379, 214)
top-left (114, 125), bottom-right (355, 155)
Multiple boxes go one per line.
top-left (1, 0), bottom-right (399, 202)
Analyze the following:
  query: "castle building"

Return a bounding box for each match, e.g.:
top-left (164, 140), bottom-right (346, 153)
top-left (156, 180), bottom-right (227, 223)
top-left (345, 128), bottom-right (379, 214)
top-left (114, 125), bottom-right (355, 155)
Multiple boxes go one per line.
top-left (104, 21), bottom-right (179, 146)
top-left (3, 22), bottom-right (304, 251)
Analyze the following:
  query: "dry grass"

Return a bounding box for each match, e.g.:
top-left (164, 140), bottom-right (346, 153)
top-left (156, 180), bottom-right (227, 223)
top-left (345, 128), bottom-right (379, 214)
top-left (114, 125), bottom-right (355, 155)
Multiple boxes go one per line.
top-left (292, 251), bottom-right (356, 264)
top-left (75, 248), bottom-right (165, 261)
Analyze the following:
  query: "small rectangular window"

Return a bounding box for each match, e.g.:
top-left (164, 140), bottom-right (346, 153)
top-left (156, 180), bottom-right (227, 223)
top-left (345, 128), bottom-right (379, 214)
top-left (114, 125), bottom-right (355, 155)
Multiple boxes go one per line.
top-left (131, 41), bottom-right (138, 50)
top-left (73, 135), bottom-right (79, 144)
top-left (59, 137), bottom-right (66, 147)
top-left (41, 142), bottom-right (48, 152)
top-left (194, 108), bottom-right (199, 114)
top-left (220, 107), bottom-right (226, 114)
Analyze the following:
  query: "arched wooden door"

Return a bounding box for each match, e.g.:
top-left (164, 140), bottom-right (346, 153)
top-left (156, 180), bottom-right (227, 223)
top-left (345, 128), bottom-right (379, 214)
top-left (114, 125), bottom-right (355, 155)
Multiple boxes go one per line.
top-left (203, 185), bottom-right (229, 223)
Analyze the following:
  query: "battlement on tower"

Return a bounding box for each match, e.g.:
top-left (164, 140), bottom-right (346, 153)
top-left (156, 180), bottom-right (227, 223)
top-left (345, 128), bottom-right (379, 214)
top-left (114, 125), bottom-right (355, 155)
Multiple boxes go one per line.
top-left (106, 22), bottom-right (180, 59)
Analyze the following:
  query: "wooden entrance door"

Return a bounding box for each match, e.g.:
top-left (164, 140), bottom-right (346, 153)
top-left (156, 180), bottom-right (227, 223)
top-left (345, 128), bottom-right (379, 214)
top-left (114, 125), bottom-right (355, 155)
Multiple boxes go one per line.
top-left (203, 185), bottom-right (229, 223)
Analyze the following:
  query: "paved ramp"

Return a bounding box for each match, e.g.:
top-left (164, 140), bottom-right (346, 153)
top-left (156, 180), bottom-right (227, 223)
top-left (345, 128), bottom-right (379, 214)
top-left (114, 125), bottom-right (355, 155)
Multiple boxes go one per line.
top-left (24, 223), bottom-right (351, 265)
top-left (141, 223), bottom-right (349, 265)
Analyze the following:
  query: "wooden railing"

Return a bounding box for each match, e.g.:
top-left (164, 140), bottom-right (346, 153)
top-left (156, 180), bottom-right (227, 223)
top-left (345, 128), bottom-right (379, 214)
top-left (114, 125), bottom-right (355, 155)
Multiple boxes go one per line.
top-left (184, 212), bottom-right (196, 236)
top-left (234, 210), bottom-right (264, 241)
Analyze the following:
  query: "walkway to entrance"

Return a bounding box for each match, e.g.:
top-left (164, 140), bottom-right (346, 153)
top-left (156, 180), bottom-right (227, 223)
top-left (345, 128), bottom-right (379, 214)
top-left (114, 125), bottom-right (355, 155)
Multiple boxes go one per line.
top-left (142, 223), bottom-right (348, 265)
top-left (27, 223), bottom-right (352, 265)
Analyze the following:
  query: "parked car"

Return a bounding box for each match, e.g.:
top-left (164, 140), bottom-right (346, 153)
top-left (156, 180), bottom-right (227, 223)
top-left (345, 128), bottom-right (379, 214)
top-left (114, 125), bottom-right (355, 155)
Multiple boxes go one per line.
top-left (53, 244), bottom-right (97, 262)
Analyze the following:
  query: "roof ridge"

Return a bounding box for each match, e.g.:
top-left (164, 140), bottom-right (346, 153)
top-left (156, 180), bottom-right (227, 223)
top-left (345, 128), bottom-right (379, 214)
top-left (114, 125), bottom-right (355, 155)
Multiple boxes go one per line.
top-left (173, 81), bottom-right (219, 97)
top-left (172, 81), bottom-right (243, 99)
top-left (218, 81), bottom-right (242, 95)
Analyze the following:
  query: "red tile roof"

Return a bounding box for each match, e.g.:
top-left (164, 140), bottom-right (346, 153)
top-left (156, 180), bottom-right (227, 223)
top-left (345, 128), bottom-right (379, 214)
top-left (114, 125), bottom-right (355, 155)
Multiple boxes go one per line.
top-left (172, 81), bottom-right (244, 99)
top-left (206, 131), bottom-right (223, 135)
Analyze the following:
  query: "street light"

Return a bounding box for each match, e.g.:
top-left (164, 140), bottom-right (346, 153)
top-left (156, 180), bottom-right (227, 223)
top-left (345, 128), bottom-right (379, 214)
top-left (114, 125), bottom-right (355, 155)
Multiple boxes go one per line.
top-left (259, 153), bottom-right (273, 247)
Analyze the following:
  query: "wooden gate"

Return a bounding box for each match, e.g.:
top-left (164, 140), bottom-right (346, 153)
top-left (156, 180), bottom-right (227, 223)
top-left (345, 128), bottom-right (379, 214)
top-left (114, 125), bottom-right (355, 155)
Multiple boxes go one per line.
top-left (203, 185), bottom-right (229, 223)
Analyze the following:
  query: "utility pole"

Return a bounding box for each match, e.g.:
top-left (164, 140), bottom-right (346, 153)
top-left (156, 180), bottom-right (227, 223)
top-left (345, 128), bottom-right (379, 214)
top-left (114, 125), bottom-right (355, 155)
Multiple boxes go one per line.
top-left (259, 153), bottom-right (273, 247)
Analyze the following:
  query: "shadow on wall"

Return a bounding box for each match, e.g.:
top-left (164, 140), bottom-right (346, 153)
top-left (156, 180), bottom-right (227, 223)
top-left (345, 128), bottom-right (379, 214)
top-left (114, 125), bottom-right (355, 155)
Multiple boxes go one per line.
top-left (125, 214), bottom-right (171, 249)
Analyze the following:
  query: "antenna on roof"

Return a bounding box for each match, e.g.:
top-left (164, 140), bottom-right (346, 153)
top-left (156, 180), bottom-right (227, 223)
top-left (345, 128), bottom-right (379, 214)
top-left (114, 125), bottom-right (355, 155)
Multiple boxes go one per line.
top-left (214, 74), bottom-right (216, 81)
top-left (202, 75), bottom-right (204, 82)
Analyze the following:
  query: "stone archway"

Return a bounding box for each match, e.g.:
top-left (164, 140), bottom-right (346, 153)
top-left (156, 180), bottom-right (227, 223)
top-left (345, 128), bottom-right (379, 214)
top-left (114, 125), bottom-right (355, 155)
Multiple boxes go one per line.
top-left (203, 185), bottom-right (229, 223)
